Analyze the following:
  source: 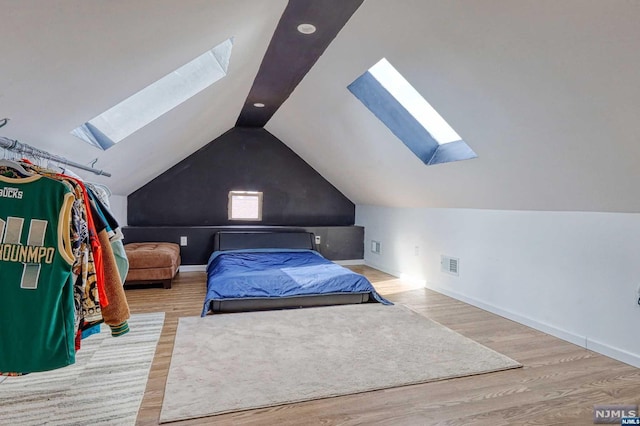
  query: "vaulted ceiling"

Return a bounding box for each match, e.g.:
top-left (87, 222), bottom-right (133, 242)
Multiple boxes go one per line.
top-left (2, 0), bottom-right (639, 212)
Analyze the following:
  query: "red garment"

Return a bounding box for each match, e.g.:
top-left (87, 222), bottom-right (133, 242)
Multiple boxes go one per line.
top-left (58, 175), bottom-right (108, 308)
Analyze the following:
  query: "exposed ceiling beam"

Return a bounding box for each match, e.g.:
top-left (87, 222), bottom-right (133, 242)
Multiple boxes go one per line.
top-left (235, 0), bottom-right (364, 128)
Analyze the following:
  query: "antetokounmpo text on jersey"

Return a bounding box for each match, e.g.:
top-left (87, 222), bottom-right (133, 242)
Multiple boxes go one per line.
top-left (0, 244), bottom-right (55, 264)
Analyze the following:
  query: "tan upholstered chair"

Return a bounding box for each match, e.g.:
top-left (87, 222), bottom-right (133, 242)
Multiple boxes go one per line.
top-left (124, 242), bottom-right (180, 289)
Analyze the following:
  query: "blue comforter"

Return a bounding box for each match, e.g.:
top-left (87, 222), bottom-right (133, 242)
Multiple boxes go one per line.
top-left (202, 249), bottom-right (391, 316)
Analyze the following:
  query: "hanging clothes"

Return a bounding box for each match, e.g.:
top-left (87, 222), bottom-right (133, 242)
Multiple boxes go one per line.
top-left (30, 169), bottom-right (130, 336)
top-left (0, 160), bottom-right (130, 375)
top-left (86, 187), bottom-right (130, 336)
top-left (0, 173), bottom-right (76, 373)
top-left (86, 182), bottom-right (129, 286)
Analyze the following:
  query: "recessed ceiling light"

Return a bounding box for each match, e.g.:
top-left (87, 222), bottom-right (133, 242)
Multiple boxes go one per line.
top-left (253, 102), bottom-right (265, 108)
top-left (297, 23), bottom-right (316, 34)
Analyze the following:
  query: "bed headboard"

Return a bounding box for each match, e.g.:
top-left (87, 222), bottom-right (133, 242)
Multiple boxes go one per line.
top-left (214, 231), bottom-right (315, 252)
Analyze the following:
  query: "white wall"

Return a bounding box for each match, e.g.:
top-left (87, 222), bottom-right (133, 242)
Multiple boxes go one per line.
top-left (109, 195), bottom-right (128, 227)
top-left (356, 205), bottom-right (640, 368)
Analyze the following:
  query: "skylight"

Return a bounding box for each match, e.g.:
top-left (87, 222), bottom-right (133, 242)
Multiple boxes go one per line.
top-left (348, 58), bottom-right (476, 165)
top-left (72, 38), bottom-right (234, 150)
top-left (369, 59), bottom-right (461, 145)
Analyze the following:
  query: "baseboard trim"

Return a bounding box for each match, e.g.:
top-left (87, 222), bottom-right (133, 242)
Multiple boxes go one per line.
top-left (424, 282), bottom-right (588, 348)
top-left (428, 283), bottom-right (640, 368)
top-left (335, 259), bottom-right (365, 266)
top-left (363, 260), bottom-right (640, 369)
top-left (179, 265), bottom-right (206, 272)
top-left (586, 338), bottom-right (640, 368)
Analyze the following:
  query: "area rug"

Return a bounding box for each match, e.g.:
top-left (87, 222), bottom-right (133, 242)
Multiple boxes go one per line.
top-left (160, 304), bottom-right (521, 423)
top-left (0, 312), bottom-right (164, 425)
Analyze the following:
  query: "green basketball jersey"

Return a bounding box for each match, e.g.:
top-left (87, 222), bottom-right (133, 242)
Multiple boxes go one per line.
top-left (0, 174), bottom-right (76, 373)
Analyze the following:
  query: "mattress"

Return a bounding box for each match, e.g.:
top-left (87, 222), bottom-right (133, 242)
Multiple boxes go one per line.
top-left (202, 248), bottom-right (391, 315)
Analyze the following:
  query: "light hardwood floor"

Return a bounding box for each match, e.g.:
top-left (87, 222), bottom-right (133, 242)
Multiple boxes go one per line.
top-left (126, 266), bottom-right (640, 425)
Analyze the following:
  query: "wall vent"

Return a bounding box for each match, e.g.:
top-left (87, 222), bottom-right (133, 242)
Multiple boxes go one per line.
top-left (371, 240), bottom-right (381, 254)
top-left (441, 255), bottom-right (459, 276)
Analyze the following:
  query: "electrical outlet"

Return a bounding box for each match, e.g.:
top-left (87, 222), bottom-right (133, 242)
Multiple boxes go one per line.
top-left (180, 236), bottom-right (188, 246)
top-left (315, 235), bottom-right (321, 244)
top-left (414, 246), bottom-right (419, 256)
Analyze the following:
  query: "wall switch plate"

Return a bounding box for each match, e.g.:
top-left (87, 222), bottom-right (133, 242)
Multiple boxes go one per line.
top-left (315, 235), bottom-right (321, 244)
top-left (180, 236), bottom-right (188, 246)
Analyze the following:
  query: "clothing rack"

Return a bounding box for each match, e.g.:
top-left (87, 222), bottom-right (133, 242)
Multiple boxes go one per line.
top-left (0, 136), bottom-right (111, 177)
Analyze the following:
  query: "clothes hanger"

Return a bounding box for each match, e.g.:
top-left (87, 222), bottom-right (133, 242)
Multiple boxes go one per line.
top-left (86, 182), bottom-right (112, 197)
top-left (0, 148), bottom-right (33, 177)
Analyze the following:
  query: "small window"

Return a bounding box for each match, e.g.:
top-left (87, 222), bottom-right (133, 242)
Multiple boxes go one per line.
top-left (348, 58), bottom-right (477, 166)
top-left (228, 191), bottom-right (263, 221)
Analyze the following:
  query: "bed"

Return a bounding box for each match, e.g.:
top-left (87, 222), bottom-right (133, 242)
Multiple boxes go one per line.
top-left (201, 231), bottom-right (391, 315)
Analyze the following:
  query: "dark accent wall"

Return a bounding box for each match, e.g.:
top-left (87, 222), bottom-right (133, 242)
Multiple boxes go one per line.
top-left (128, 127), bottom-right (355, 226)
top-left (122, 225), bottom-right (364, 264)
